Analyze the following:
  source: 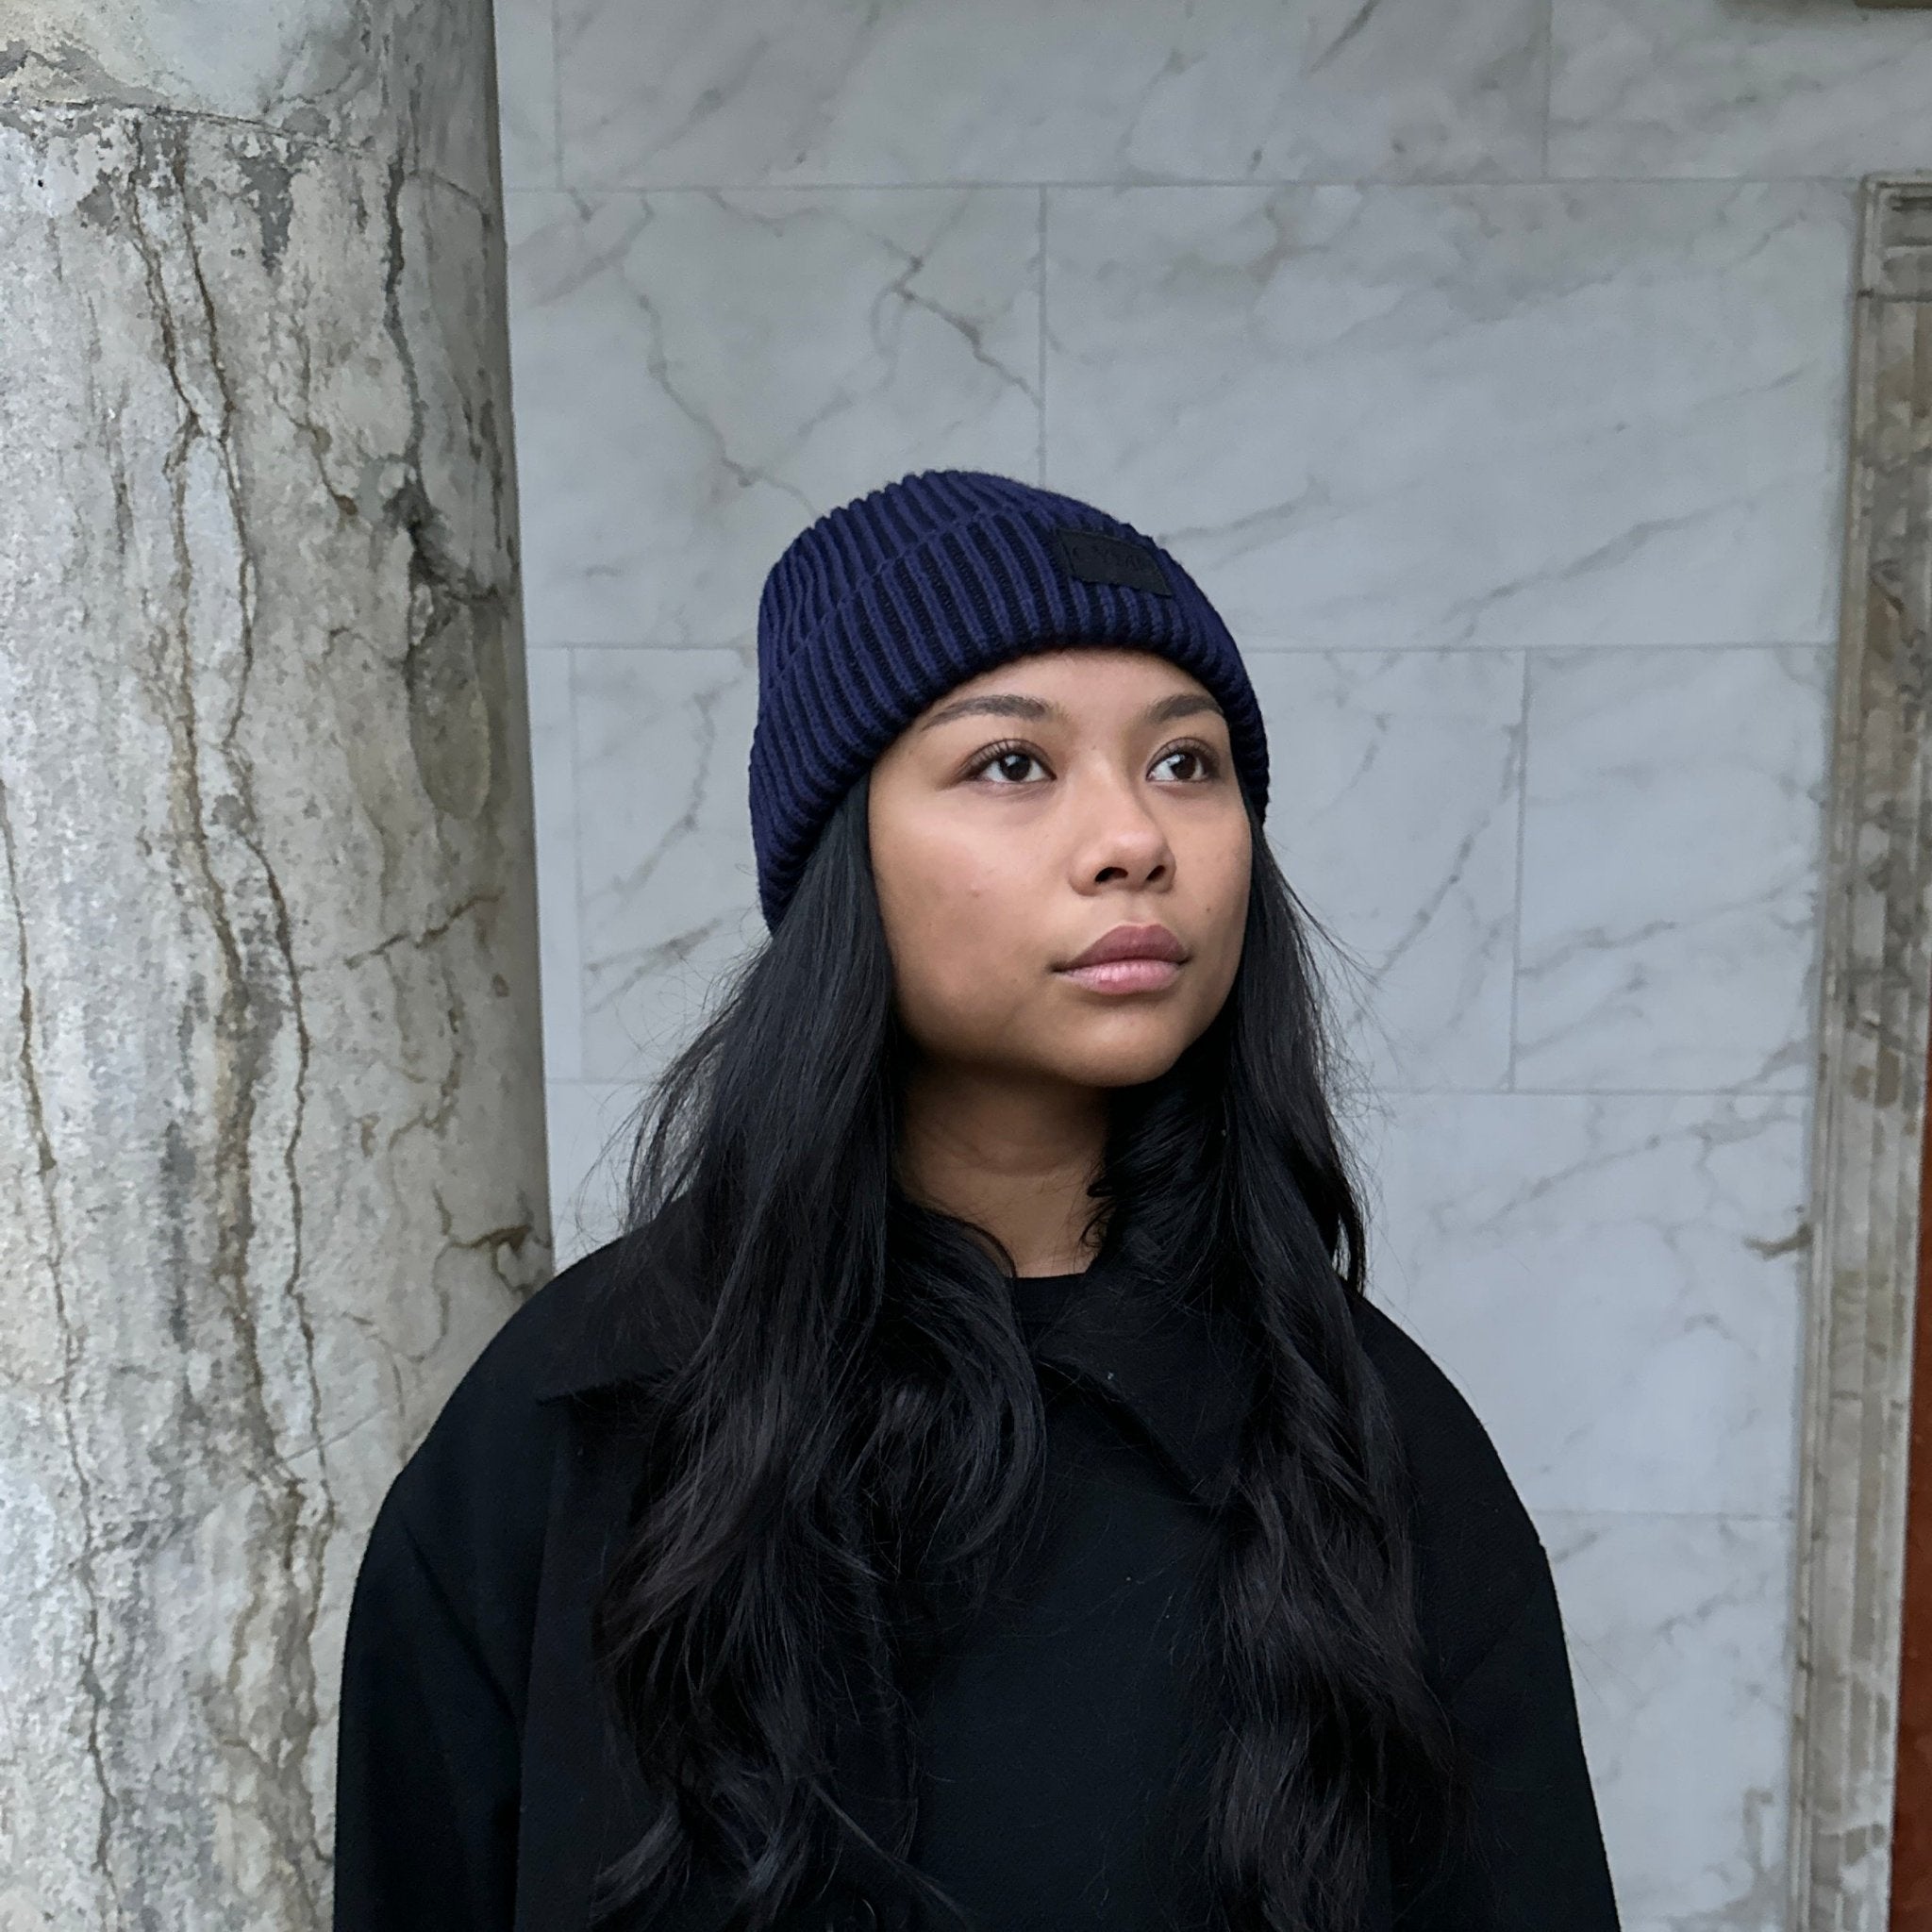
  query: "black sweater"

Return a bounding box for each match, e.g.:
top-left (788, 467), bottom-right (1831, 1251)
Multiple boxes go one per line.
top-left (332, 1223), bottom-right (1623, 1932)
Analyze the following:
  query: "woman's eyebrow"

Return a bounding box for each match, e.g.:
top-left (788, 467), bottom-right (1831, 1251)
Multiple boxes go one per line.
top-left (918, 691), bottom-right (1225, 731)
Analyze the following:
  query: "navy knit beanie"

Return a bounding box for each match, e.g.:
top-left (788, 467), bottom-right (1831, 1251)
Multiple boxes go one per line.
top-left (748, 468), bottom-right (1270, 928)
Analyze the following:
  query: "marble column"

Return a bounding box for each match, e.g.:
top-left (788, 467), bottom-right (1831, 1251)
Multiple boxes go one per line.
top-left (0, 4), bottom-right (550, 1924)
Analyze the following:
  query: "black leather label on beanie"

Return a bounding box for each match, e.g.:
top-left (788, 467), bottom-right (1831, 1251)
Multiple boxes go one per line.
top-left (1051, 525), bottom-right (1174, 597)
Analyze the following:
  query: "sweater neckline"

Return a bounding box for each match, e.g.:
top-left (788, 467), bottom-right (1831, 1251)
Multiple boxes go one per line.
top-left (1002, 1263), bottom-right (1096, 1342)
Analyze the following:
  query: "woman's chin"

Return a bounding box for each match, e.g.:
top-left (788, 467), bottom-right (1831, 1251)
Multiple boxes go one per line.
top-left (1038, 1027), bottom-right (1196, 1092)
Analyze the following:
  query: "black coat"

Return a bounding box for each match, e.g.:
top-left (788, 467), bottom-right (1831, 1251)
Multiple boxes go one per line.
top-left (332, 1223), bottom-right (1623, 1932)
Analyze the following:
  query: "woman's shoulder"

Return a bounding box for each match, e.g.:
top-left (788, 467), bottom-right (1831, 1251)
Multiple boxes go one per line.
top-left (1346, 1291), bottom-right (1555, 1691)
top-left (364, 1236), bottom-right (642, 1607)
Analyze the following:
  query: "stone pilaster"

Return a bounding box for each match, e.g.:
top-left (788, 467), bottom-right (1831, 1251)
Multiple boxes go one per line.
top-left (0, 5), bottom-right (550, 1924)
top-left (1790, 175), bottom-right (1932, 1932)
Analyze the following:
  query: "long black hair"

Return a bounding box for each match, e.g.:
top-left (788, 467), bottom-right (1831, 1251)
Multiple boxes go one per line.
top-left (584, 765), bottom-right (1472, 1931)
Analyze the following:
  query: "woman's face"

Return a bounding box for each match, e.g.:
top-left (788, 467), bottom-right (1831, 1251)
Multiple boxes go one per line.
top-left (867, 646), bottom-right (1252, 1091)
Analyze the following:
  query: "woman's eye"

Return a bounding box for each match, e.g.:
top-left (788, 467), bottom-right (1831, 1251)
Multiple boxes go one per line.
top-left (971, 744), bottom-right (1048, 784)
top-left (1154, 743), bottom-right (1221, 782)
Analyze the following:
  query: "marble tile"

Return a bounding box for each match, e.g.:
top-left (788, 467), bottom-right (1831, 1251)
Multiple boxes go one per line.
top-left (1552, 0), bottom-right (1932, 180)
top-left (572, 645), bottom-right (765, 1081)
top-left (525, 646), bottom-right (582, 1081)
top-left (1358, 1091), bottom-right (1808, 1518)
top-left (505, 187), bottom-right (1041, 645)
top-left (1246, 649), bottom-right (1524, 1093)
top-left (1541, 1510), bottom-right (1796, 1931)
top-left (554, 0), bottom-right (1547, 192)
top-left (1518, 646), bottom-right (1832, 1094)
top-left (1044, 180), bottom-right (1853, 654)
top-left (493, 0), bottom-right (557, 192)
top-left (544, 1081), bottom-right (639, 1268)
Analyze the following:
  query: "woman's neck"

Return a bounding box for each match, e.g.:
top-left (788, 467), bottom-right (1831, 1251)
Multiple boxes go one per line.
top-left (896, 1058), bottom-right (1107, 1276)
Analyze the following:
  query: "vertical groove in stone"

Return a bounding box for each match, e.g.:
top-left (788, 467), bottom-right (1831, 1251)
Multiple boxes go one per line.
top-left (1790, 175), bottom-right (1932, 1932)
top-left (0, 8), bottom-right (548, 1927)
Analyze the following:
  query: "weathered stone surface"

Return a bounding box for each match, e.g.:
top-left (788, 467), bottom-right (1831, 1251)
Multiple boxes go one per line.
top-left (1790, 175), bottom-right (1932, 1932)
top-left (0, 12), bottom-right (547, 1926)
top-left (0, 0), bottom-right (498, 203)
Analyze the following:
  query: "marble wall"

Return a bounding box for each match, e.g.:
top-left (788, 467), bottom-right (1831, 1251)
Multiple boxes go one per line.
top-left (491, 4), bottom-right (1932, 1926)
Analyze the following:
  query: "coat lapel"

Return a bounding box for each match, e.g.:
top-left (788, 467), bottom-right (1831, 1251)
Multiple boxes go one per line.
top-left (1026, 1260), bottom-right (1255, 1509)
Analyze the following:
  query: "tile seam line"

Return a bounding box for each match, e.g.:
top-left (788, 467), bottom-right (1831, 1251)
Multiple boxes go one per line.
top-left (544, 1075), bottom-right (1811, 1102)
top-left (1530, 1505), bottom-right (1800, 1524)
top-left (528, 173), bottom-right (1872, 194)
top-left (525, 639), bottom-right (1838, 657)
top-left (1374, 1086), bottom-right (1813, 1098)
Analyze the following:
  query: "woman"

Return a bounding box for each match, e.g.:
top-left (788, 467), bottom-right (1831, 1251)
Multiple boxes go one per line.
top-left (333, 469), bottom-right (1622, 1932)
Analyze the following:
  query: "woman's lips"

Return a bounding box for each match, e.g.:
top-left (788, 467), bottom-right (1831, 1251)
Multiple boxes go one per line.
top-left (1057, 957), bottom-right (1182, 993)
top-left (1056, 922), bottom-right (1187, 993)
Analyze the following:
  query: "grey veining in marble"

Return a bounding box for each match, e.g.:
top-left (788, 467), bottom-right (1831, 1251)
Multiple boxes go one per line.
top-left (1363, 1091), bottom-right (1809, 1519)
top-left (493, 0), bottom-right (558, 190)
top-left (506, 186), bottom-right (1041, 645)
top-left (1044, 180), bottom-right (1856, 655)
top-left (1517, 646), bottom-right (1832, 1095)
top-left (1245, 649), bottom-right (1525, 1095)
top-left (0, 5), bottom-right (548, 1924)
top-left (1542, 1510), bottom-right (1794, 1928)
top-left (553, 0), bottom-right (1548, 191)
top-left (573, 645), bottom-right (763, 1078)
top-left (1552, 0), bottom-right (1932, 180)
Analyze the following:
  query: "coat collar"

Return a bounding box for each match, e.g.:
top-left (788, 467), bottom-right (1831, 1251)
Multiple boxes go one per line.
top-left (531, 1208), bottom-right (1256, 1507)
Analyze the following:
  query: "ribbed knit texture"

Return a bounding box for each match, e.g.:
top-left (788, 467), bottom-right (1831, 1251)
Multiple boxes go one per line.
top-left (748, 467), bottom-right (1271, 928)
